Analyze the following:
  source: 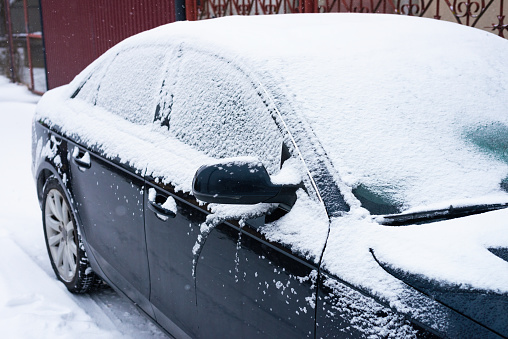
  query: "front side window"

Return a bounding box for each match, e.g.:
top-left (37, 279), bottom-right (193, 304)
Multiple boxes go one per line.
top-left (166, 50), bottom-right (283, 174)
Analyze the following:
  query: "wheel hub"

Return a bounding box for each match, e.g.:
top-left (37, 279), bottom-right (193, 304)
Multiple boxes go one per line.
top-left (45, 188), bottom-right (77, 282)
top-left (60, 222), bottom-right (68, 240)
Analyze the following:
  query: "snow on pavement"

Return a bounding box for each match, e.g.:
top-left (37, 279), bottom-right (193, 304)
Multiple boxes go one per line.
top-left (0, 237), bottom-right (118, 338)
top-left (0, 76), bottom-right (166, 338)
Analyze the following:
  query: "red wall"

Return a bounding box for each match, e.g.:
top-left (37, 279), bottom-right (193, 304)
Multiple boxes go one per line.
top-left (40, 0), bottom-right (176, 89)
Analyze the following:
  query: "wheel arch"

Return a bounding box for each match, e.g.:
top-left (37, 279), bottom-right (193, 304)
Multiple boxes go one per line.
top-left (36, 167), bottom-right (54, 207)
top-left (35, 162), bottom-right (67, 209)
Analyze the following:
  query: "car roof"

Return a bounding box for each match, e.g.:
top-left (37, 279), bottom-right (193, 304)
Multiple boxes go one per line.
top-left (114, 13), bottom-right (500, 61)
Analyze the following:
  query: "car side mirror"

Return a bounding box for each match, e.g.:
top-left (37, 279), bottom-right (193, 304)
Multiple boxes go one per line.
top-left (192, 159), bottom-right (298, 207)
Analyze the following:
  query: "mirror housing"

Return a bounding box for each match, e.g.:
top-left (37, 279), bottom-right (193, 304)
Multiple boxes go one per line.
top-left (192, 159), bottom-right (297, 207)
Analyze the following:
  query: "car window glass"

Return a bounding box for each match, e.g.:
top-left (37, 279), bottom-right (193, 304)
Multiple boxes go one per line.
top-left (96, 47), bottom-right (165, 125)
top-left (73, 57), bottom-right (112, 104)
top-left (167, 50), bottom-right (283, 174)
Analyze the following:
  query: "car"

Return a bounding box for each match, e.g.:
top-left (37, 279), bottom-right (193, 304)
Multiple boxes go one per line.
top-left (32, 13), bottom-right (508, 338)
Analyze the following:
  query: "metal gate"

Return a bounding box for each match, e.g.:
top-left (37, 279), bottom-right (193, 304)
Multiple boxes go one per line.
top-left (185, 0), bottom-right (508, 38)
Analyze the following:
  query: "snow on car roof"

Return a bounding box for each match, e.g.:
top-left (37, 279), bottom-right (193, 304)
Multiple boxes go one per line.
top-left (115, 13), bottom-right (508, 212)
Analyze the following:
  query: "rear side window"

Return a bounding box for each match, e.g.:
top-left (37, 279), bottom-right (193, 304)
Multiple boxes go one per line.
top-left (166, 50), bottom-right (283, 174)
top-left (95, 47), bottom-right (166, 125)
top-left (72, 57), bottom-right (112, 104)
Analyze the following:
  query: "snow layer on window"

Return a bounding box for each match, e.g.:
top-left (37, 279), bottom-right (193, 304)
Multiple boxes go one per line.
top-left (73, 53), bottom-right (113, 105)
top-left (169, 49), bottom-right (283, 175)
top-left (277, 52), bottom-right (508, 211)
top-left (244, 16), bottom-right (508, 212)
top-left (96, 47), bottom-right (167, 125)
top-left (37, 87), bottom-right (213, 194)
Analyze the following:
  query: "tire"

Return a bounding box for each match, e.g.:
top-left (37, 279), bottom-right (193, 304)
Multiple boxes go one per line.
top-left (42, 176), bottom-right (102, 293)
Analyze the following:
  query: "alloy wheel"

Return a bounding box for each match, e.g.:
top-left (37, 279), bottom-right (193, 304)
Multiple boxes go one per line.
top-left (44, 189), bottom-right (77, 282)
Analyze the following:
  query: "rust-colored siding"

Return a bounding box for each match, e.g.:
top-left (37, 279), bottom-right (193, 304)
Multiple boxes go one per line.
top-left (40, 0), bottom-right (176, 89)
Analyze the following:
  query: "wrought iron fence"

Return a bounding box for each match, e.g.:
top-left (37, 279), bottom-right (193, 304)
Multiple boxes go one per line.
top-left (187, 0), bottom-right (507, 38)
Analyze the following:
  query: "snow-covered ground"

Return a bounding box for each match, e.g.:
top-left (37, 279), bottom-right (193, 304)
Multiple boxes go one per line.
top-left (0, 76), bottom-right (167, 338)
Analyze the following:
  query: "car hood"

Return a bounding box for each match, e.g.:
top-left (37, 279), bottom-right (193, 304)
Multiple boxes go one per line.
top-left (370, 208), bottom-right (508, 335)
top-left (322, 207), bottom-right (508, 335)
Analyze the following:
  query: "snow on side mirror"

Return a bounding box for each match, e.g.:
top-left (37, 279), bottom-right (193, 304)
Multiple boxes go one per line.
top-left (192, 158), bottom-right (298, 207)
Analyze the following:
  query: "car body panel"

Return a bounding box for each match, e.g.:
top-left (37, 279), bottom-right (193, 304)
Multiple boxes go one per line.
top-left (68, 143), bottom-right (151, 308)
top-left (195, 214), bottom-right (318, 338)
top-left (378, 260), bottom-right (508, 337)
top-left (144, 180), bottom-right (202, 337)
top-left (315, 271), bottom-right (504, 339)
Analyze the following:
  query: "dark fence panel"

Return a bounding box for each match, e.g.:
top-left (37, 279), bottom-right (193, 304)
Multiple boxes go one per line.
top-left (40, 0), bottom-right (176, 90)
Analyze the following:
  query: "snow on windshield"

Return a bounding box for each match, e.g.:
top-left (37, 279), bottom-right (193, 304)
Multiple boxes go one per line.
top-left (251, 15), bottom-right (508, 213)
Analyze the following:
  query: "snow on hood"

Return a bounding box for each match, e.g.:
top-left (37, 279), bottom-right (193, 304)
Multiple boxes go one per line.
top-left (373, 208), bottom-right (508, 293)
top-left (324, 209), bottom-right (508, 294)
top-left (321, 206), bottom-right (508, 335)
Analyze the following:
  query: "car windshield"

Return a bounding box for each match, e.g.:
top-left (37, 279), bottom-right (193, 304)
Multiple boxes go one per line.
top-left (248, 16), bottom-right (508, 215)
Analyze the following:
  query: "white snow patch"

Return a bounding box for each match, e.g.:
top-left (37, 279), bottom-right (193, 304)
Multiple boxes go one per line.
top-left (260, 189), bottom-right (329, 263)
top-left (322, 207), bottom-right (508, 304)
top-left (0, 237), bottom-right (120, 339)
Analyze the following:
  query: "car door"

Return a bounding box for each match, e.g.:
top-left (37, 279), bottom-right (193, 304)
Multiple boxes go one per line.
top-left (68, 46), bottom-right (166, 312)
top-left (144, 181), bottom-right (203, 338)
top-left (144, 49), bottom-right (329, 338)
top-left (197, 214), bottom-right (322, 338)
top-left (69, 144), bottom-right (149, 305)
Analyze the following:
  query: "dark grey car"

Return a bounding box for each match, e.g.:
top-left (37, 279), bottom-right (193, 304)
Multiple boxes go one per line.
top-left (32, 14), bottom-right (508, 338)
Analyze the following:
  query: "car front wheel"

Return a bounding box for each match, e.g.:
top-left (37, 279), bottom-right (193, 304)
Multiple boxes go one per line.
top-left (42, 176), bottom-right (101, 293)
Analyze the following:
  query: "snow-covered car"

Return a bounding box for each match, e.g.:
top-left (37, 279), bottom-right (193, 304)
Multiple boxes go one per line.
top-left (32, 13), bottom-right (508, 338)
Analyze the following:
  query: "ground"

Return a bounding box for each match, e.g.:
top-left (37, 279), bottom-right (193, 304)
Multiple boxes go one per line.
top-left (0, 76), bottom-right (167, 338)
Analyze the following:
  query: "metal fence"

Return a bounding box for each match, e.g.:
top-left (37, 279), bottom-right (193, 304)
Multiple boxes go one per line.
top-left (187, 0), bottom-right (508, 38)
top-left (1, 0), bottom-right (46, 94)
top-left (1, 1), bottom-right (506, 94)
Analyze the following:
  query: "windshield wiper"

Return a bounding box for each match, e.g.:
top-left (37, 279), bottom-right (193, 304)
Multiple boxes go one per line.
top-left (378, 203), bottom-right (508, 226)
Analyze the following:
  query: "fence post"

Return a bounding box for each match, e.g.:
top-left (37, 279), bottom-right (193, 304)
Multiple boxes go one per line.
top-left (4, 0), bottom-right (16, 82)
top-left (493, 0), bottom-right (507, 38)
top-left (185, 0), bottom-right (197, 20)
top-left (303, 0), bottom-right (315, 13)
top-left (23, 0), bottom-right (34, 91)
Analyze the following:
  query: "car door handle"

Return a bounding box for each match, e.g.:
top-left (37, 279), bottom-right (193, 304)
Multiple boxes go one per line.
top-left (148, 198), bottom-right (177, 220)
top-left (72, 147), bottom-right (91, 170)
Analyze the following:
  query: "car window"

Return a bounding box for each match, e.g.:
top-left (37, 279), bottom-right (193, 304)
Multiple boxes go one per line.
top-left (164, 50), bottom-right (283, 174)
top-left (95, 47), bottom-right (166, 125)
top-left (72, 57), bottom-right (112, 104)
